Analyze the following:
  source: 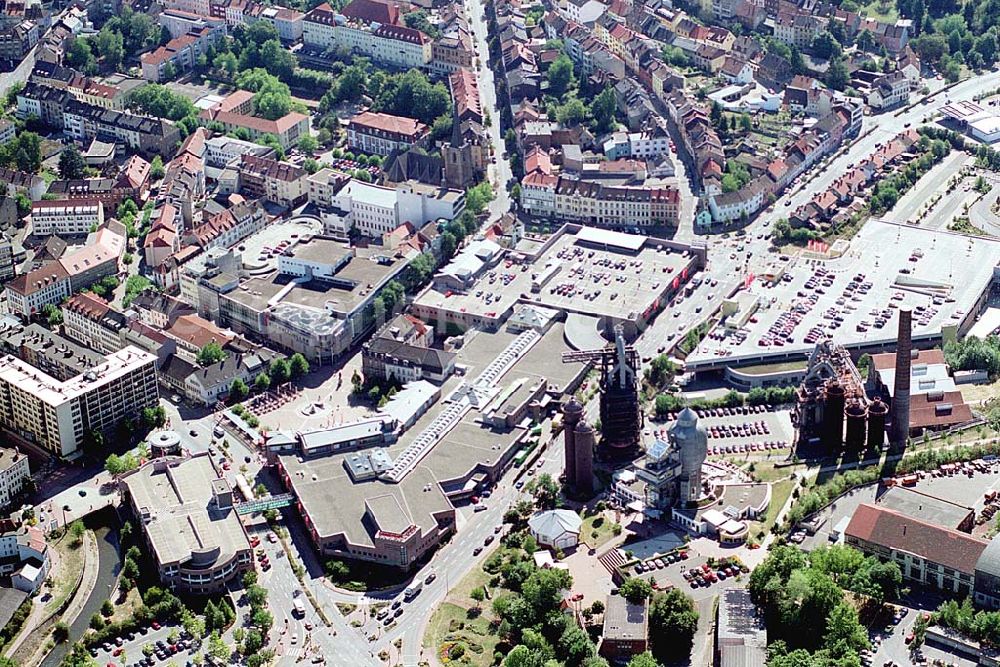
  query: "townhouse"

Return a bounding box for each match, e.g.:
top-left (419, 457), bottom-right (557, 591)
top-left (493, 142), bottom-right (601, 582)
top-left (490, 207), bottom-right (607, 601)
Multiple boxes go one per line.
top-left (303, 0), bottom-right (432, 70)
top-left (519, 176), bottom-right (680, 228)
top-left (236, 154), bottom-right (307, 207)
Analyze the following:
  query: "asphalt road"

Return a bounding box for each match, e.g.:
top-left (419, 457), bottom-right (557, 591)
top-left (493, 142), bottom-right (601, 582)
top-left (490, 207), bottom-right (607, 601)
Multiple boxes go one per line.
top-left (465, 0), bottom-right (511, 222)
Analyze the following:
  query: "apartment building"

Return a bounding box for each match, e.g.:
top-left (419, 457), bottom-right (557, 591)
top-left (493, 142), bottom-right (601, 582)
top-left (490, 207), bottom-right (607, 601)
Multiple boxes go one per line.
top-left (303, 2), bottom-right (432, 70)
top-left (6, 262), bottom-right (71, 318)
top-left (867, 71), bottom-right (910, 111)
top-left (121, 455), bottom-right (252, 593)
top-left (236, 154), bottom-right (307, 207)
top-left (0, 447), bottom-right (30, 510)
top-left (30, 199), bottom-right (104, 236)
top-left (0, 346), bottom-right (159, 458)
top-left (186, 200), bottom-right (267, 251)
top-left (255, 5), bottom-right (304, 41)
top-left (308, 168), bottom-right (464, 237)
top-left (161, 0), bottom-right (212, 19)
top-left (48, 155), bottom-right (152, 208)
top-left (141, 27), bottom-right (223, 82)
top-left (62, 292), bottom-right (128, 355)
top-left (347, 111), bottom-right (430, 157)
top-left (198, 90), bottom-right (309, 149)
top-left (519, 176), bottom-right (680, 227)
top-left (62, 100), bottom-right (181, 157)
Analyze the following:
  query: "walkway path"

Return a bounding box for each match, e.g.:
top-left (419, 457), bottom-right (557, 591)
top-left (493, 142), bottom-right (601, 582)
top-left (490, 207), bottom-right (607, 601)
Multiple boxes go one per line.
top-left (8, 530), bottom-right (99, 667)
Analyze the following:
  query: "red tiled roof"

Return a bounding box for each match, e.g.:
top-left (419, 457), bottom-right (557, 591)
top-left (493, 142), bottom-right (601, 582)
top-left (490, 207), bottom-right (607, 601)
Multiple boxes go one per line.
top-left (341, 0), bottom-right (400, 26)
top-left (350, 111), bottom-right (428, 138)
top-left (870, 348), bottom-right (946, 371)
top-left (165, 314), bottom-right (234, 350)
top-left (64, 292), bottom-right (110, 319)
top-left (908, 391), bottom-right (975, 429)
top-left (846, 503), bottom-right (986, 575)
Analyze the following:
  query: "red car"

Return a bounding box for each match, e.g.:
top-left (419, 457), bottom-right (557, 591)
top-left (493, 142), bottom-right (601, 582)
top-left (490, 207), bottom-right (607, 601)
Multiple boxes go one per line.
top-left (151, 622), bottom-right (160, 630)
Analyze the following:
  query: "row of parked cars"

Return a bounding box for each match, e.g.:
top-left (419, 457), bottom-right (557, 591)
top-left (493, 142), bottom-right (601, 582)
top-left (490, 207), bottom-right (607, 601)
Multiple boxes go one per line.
top-left (632, 550), bottom-right (690, 574)
top-left (706, 420), bottom-right (772, 439)
top-left (709, 441), bottom-right (788, 455)
top-left (682, 562), bottom-right (748, 588)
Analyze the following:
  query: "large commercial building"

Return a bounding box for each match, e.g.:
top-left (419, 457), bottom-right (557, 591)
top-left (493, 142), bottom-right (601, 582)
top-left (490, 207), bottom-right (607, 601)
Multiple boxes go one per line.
top-left (307, 168), bottom-right (465, 237)
top-left (121, 455), bottom-right (252, 593)
top-left (0, 345), bottom-right (159, 458)
top-left (195, 237), bottom-right (413, 365)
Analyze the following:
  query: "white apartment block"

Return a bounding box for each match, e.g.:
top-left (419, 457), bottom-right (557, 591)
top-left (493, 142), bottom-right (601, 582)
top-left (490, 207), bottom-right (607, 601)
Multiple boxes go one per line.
top-left (0, 347), bottom-right (159, 458)
top-left (0, 448), bottom-right (30, 510)
top-left (7, 264), bottom-right (71, 318)
top-left (303, 15), bottom-right (431, 70)
top-left (308, 169), bottom-right (464, 237)
top-left (30, 199), bottom-right (104, 236)
top-left (204, 136), bottom-right (272, 168)
top-left (256, 6), bottom-right (304, 41)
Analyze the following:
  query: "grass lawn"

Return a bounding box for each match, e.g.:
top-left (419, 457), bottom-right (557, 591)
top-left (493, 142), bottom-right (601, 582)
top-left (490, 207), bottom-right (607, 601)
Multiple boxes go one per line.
top-left (959, 377), bottom-right (1000, 405)
top-left (581, 512), bottom-right (620, 550)
top-left (424, 558), bottom-right (501, 666)
top-left (45, 531), bottom-right (87, 616)
top-left (765, 480), bottom-right (795, 530)
top-left (859, 0), bottom-right (898, 22)
top-left (109, 588), bottom-right (143, 625)
top-left (424, 603), bottom-right (499, 666)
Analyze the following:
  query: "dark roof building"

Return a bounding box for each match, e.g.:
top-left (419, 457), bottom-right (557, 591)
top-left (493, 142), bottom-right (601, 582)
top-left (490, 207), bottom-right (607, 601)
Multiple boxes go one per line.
top-left (600, 595), bottom-right (648, 661)
top-left (846, 503), bottom-right (987, 597)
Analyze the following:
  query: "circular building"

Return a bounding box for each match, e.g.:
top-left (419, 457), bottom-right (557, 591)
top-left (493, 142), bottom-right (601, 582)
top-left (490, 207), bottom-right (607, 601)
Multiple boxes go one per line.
top-left (670, 407), bottom-right (708, 504)
top-left (528, 509), bottom-right (583, 551)
top-left (149, 430), bottom-right (182, 458)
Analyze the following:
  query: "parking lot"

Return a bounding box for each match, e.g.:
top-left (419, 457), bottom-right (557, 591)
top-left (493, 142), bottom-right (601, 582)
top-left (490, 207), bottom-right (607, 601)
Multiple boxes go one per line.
top-left (650, 406), bottom-right (795, 458)
top-left (688, 221), bottom-right (1000, 367)
top-left (89, 623), bottom-right (193, 667)
top-left (624, 548), bottom-right (751, 602)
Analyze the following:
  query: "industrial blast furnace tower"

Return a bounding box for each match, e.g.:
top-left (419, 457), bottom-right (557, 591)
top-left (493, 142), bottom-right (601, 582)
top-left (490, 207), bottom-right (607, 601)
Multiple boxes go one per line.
top-left (562, 325), bottom-right (642, 456)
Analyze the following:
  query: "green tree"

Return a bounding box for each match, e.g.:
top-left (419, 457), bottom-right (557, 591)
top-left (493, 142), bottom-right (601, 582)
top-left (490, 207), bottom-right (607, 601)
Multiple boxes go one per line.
top-left (254, 373), bottom-right (271, 392)
top-left (149, 155), bottom-right (165, 180)
top-left (529, 473), bottom-right (559, 509)
top-left (69, 520), bottom-right (86, 544)
top-left (470, 586), bottom-right (485, 609)
top-left (590, 86), bottom-right (617, 133)
top-left (465, 181), bottom-right (494, 216)
top-left (556, 97), bottom-right (588, 126)
top-left (229, 378), bottom-right (249, 402)
top-left (58, 145), bottom-right (88, 180)
top-left (547, 54), bottom-right (576, 98)
top-left (811, 31), bottom-right (843, 59)
top-left (65, 37), bottom-right (96, 73)
top-left (269, 358), bottom-right (291, 384)
top-left (558, 624), bottom-right (594, 664)
top-left (648, 589), bottom-right (699, 663)
top-left (826, 56), bottom-right (850, 91)
top-left (619, 577), bottom-right (654, 603)
top-left (197, 341), bottom-right (227, 366)
top-left (42, 303), bottom-right (63, 327)
top-left (54, 621), bottom-right (70, 642)
top-left (289, 353), bottom-right (310, 378)
top-left (298, 135), bottom-right (318, 153)
top-left (373, 69), bottom-right (451, 124)
top-left (626, 654), bottom-right (660, 667)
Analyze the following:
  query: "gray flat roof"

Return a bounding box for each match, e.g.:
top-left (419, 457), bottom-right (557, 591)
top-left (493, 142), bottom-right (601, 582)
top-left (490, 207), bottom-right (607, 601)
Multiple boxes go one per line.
top-left (122, 455), bottom-right (249, 567)
top-left (688, 221), bottom-right (1000, 368)
top-left (878, 486), bottom-right (973, 530)
top-left (280, 456), bottom-right (451, 546)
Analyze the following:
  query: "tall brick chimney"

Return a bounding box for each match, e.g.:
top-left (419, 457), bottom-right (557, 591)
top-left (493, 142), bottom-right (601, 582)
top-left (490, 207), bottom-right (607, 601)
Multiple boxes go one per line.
top-left (891, 308), bottom-right (912, 447)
